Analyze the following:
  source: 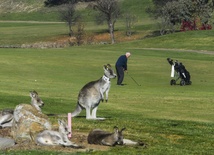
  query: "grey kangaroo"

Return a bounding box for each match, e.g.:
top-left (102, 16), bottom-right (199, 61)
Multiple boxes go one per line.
top-left (87, 127), bottom-right (145, 146)
top-left (87, 126), bottom-right (125, 146)
top-left (0, 91), bottom-right (44, 128)
top-left (71, 64), bottom-right (116, 120)
top-left (36, 119), bottom-right (81, 148)
top-left (30, 90), bottom-right (44, 111)
top-left (0, 109), bottom-right (14, 128)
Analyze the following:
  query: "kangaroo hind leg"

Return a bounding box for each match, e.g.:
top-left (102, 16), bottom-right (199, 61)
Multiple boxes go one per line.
top-left (86, 107), bottom-right (92, 119)
top-left (92, 106), bottom-right (105, 120)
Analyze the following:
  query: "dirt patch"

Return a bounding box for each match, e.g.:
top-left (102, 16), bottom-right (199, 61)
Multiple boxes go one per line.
top-left (56, 31), bottom-right (145, 45)
top-left (0, 128), bottom-right (109, 153)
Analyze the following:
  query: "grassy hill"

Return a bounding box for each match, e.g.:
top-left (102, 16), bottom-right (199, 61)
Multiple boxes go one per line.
top-left (0, 0), bottom-right (152, 21)
top-left (0, 0), bottom-right (44, 13)
top-left (0, 0), bottom-right (59, 21)
top-left (0, 0), bottom-right (155, 46)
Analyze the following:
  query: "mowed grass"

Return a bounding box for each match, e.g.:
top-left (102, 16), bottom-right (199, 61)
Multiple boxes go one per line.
top-left (0, 44), bottom-right (213, 154)
top-left (0, 22), bottom-right (68, 45)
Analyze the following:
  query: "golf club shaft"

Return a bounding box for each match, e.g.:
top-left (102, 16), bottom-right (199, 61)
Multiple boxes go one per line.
top-left (127, 74), bottom-right (141, 86)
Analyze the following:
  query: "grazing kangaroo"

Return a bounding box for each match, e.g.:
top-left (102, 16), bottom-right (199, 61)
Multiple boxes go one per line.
top-left (0, 91), bottom-right (44, 128)
top-left (36, 119), bottom-right (81, 148)
top-left (87, 126), bottom-right (125, 146)
top-left (71, 64), bottom-right (116, 120)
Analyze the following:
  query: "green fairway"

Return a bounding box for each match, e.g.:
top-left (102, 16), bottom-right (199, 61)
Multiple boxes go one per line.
top-left (0, 45), bottom-right (213, 154)
top-left (0, 21), bottom-right (68, 45)
top-left (0, 0), bottom-right (213, 154)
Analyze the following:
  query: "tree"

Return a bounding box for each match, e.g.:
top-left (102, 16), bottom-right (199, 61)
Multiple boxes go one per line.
top-left (59, 2), bottom-right (79, 36)
top-left (75, 21), bottom-right (85, 46)
top-left (147, 0), bottom-right (214, 34)
top-left (192, 0), bottom-right (214, 24)
top-left (159, 0), bottom-right (190, 34)
top-left (124, 12), bottom-right (137, 36)
top-left (94, 0), bottom-right (121, 44)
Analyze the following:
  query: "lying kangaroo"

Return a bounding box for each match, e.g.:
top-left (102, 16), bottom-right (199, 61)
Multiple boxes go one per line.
top-left (30, 90), bottom-right (44, 111)
top-left (0, 91), bottom-right (44, 128)
top-left (0, 109), bottom-right (14, 128)
top-left (87, 126), bottom-right (125, 146)
top-left (71, 64), bottom-right (116, 120)
top-left (87, 126), bottom-right (145, 146)
top-left (36, 119), bottom-right (81, 148)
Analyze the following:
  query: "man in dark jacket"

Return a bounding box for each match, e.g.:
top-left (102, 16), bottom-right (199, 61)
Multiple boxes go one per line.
top-left (115, 52), bottom-right (131, 85)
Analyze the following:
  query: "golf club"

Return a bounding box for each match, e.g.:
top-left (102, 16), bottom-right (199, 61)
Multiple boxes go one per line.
top-left (127, 73), bottom-right (141, 86)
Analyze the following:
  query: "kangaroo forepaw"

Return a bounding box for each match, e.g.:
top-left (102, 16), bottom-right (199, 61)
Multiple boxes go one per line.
top-left (67, 145), bottom-right (84, 149)
top-left (138, 141), bottom-right (146, 146)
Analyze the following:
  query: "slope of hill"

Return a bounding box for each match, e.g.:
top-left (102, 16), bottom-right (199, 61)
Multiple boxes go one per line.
top-left (0, 0), bottom-right (44, 13)
top-left (0, 0), bottom-right (151, 21)
top-left (0, 0), bottom-right (154, 46)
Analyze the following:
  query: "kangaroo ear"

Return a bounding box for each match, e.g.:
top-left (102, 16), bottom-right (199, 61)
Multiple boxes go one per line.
top-left (114, 126), bottom-right (119, 133)
top-left (121, 128), bottom-right (126, 132)
top-left (104, 65), bottom-right (110, 71)
top-left (114, 126), bottom-right (118, 129)
top-left (30, 90), bottom-right (37, 94)
top-left (58, 119), bottom-right (62, 125)
top-left (30, 90), bottom-right (38, 97)
top-left (30, 91), bottom-right (36, 98)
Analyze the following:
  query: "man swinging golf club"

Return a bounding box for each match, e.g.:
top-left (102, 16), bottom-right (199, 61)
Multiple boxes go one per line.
top-left (115, 52), bottom-right (131, 86)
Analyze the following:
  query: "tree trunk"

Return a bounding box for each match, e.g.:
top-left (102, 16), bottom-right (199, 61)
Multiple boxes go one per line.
top-left (109, 22), bottom-right (115, 44)
top-left (69, 23), bottom-right (73, 37)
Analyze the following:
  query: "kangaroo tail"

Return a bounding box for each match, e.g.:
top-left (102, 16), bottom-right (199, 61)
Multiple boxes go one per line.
top-left (47, 103), bottom-right (83, 118)
top-left (71, 103), bottom-right (83, 117)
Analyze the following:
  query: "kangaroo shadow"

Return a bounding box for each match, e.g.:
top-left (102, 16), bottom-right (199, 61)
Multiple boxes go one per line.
top-left (47, 114), bottom-right (112, 120)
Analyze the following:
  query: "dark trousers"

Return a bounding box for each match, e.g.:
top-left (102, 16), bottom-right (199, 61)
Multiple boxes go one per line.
top-left (115, 66), bottom-right (124, 85)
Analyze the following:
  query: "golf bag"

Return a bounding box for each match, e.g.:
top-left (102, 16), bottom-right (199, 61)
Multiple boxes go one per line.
top-left (167, 58), bottom-right (192, 86)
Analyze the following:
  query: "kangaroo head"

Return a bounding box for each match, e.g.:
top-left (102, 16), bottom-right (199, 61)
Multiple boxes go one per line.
top-left (58, 119), bottom-right (70, 135)
top-left (30, 90), bottom-right (44, 108)
top-left (103, 64), bottom-right (117, 79)
top-left (113, 126), bottom-right (126, 145)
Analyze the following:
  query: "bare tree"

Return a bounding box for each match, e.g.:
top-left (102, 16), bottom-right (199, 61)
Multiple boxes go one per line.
top-left (75, 21), bottom-right (85, 46)
top-left (124, 12), bottom-right (137, 36)
top-left (94, 0), bottom-right (121, 44)
top-left (59, 2), bottom-right (79, 36)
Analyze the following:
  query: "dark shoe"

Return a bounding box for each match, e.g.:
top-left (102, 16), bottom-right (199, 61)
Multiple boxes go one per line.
top-left (117, 84), bottom-right (124, 86)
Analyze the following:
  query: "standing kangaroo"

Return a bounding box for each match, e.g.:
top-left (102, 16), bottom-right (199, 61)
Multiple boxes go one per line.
top-left (71, 64), bottom-right (116, 120)
top-left (36, 119), bottom-right (81, 148)
top-left (0, 91), bottom-right (44, 128)
top-left (87, 126), bottom-right (125, 146)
